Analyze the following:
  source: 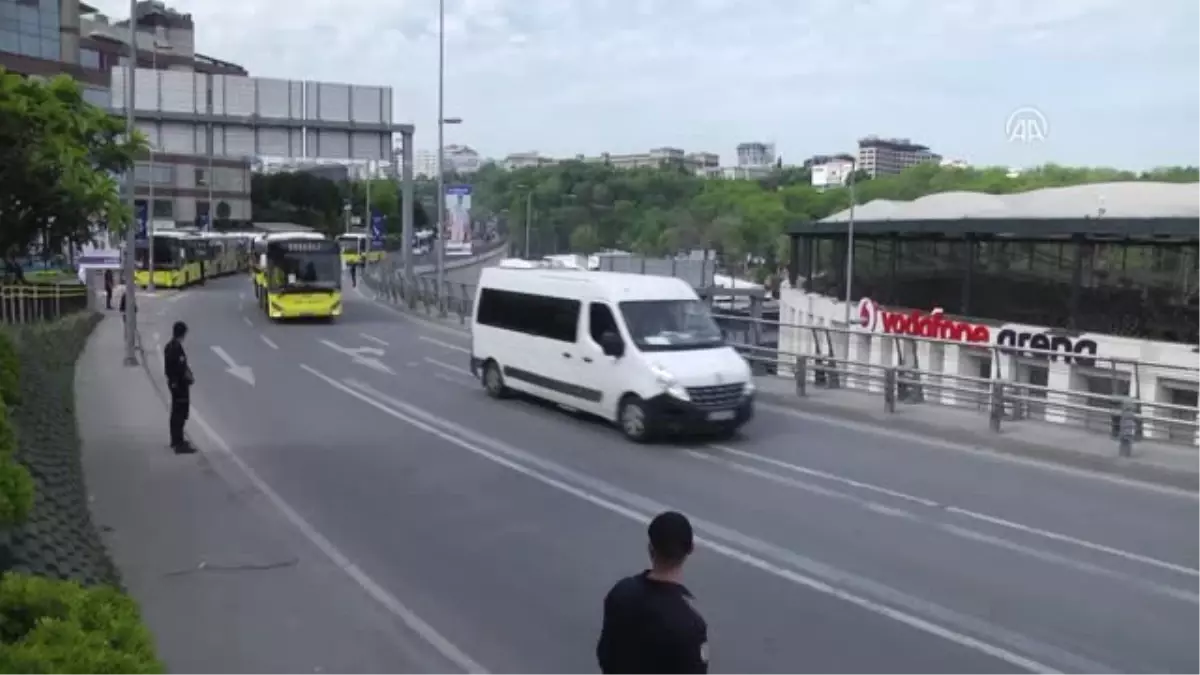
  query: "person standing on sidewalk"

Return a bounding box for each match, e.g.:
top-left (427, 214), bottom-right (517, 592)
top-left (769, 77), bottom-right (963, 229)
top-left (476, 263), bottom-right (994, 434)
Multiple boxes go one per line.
top-left (349, 260), bottom-right (358, 288)
top-left (103, 269), bottom-right (114, 310)
top-left (596, 511), bottom-right (708, 674)
top-left (164, 321), bottom-right (196, 454)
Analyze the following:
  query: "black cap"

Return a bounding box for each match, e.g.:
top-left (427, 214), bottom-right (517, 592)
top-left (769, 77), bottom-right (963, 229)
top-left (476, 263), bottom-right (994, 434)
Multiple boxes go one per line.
top-left (648, 511), bottom-right (693, 563)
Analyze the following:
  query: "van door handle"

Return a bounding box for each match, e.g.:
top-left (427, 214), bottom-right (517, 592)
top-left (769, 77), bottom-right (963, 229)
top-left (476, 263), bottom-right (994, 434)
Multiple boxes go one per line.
top-left (582, 356), bottom-right (593, 363)
top-left (562, 352), bottom-right (572, 359)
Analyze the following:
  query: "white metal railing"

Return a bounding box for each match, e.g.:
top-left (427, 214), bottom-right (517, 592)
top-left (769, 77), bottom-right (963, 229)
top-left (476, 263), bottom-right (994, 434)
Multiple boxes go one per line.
top-left (718, 312), bottom-right (1199, 454)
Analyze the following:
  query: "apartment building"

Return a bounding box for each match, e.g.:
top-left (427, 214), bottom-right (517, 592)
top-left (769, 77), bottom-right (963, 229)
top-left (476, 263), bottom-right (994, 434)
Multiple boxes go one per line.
top-left (736, 142), bottom-right (776, 168)
top-left (856, 135), bottom-right (941, 177)
top-left (415, 144), bottom-right (482, 177)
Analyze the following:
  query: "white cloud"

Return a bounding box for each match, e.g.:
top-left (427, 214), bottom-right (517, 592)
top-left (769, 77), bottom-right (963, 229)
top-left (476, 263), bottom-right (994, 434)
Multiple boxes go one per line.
top-left (88, 0), bottom-right (1198, 168)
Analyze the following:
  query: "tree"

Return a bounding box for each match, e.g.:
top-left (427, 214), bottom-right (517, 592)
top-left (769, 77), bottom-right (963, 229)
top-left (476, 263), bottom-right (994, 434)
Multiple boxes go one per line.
top-left (0, 69), bottom-right (145, 261)
top-left (431, 158), bottom-right (1198, 276)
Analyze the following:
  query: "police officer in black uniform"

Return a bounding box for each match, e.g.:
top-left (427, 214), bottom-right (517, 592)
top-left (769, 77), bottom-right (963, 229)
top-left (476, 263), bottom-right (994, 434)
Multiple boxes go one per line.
top-left (597, 511), bottom-right (708, 674)
top-left (163, 321), bottom-right (196, 454)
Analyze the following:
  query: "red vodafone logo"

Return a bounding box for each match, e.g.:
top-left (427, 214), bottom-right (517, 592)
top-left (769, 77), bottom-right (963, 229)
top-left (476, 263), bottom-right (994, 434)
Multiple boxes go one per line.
top-left (855, 298), bottom-right (991, 344)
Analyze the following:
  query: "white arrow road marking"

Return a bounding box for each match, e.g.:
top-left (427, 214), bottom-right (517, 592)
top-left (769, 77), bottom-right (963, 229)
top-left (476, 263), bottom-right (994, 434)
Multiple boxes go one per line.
top-left (319, 340), bottom-right (395, 375)
top-left (360, 333), bottom-right (389, 347)
top-left (211, 346), bottom-right (256, 386)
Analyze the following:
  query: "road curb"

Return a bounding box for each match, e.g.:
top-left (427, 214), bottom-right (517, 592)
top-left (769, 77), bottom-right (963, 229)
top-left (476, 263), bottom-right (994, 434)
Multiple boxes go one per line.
top-left (757, 389), bottom-right (1200, 493)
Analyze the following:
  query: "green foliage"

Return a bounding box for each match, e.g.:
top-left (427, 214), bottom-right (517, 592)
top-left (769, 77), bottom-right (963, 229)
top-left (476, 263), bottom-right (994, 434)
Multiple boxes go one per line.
top-left (0, 331), bottom-right (18, 406)
top-left (251, 171), bottom-right (430, 238)
top-left (0, 68), bottom-right (146, 259)
top-left (457, 159), bottom-right (1199, 274)
top-left (0, 573), bottom-right (164, 674)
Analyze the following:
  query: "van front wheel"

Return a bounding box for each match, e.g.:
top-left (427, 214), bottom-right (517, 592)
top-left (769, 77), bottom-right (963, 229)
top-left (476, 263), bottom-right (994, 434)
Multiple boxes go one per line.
top-left (483, 360), bottom-right (508, 398)
top-left (618, 395), bottom-right (653, 443)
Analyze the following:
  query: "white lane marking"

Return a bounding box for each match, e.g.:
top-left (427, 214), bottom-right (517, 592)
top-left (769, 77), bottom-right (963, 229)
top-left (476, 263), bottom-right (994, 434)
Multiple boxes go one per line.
top-left (685, 450), bottom-right (862, 504)
top-left (710, 443), bottom-right (939, 508)
top-left (940, 525), bottom-right (1198, 605)
top-left (302, 365), bottom-right (1074, 674)
top-left (185, 408), bottom-right (486, 674)
top-left (710, 444), bottom-right (1199, 578)
top-left (424, 357), bottom-right (471, 378)
top-left (167, 293), bottom-right (186, 303)
top-left (696, 447), bottom-right (1199, 612)
top-left (756, 399), bottom-right (1198, 500)
top-left (153, 331), bottom-right (161, 345)
top-left (360, 333), bottom-right (389, 347)
top-left (260, 335), bottom-right (279, 350)
top-left (239, 292), bottom-right (246, 301)
top-left (419, 335), bottom-right (470, 354)
top-left (944, 507), bottom-right (1200, 578)
top-left (434, 372), bottom-right (474, 389)
top-left (866, 503), bottom-right (921, 521)
top-left (243, 316), bottom-right (253, 327)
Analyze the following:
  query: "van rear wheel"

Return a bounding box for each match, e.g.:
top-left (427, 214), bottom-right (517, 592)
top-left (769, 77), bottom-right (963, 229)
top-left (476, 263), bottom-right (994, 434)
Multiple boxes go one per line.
top-left (618, 395), bottom-right (652, 443)
top-left (483, 360), bottom-right (508, 398)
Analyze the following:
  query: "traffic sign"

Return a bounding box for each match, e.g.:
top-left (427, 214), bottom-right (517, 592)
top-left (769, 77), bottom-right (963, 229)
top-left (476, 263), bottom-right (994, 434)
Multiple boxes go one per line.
top-left (135, 203), bottom-right (148, 240)
top-left (370, 211), bottom-right (385, 242)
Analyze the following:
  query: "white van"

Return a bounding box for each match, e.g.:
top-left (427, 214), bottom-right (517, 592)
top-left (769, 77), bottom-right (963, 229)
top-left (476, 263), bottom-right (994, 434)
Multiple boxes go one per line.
top-left (469, 268), bottom-right (755, 442)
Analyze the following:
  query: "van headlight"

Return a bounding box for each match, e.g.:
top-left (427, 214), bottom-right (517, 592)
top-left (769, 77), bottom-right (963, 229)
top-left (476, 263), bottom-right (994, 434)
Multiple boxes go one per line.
top-left (743, 380), bottom-right (756, 396)
top-left (650, 363), bottom-right (689, 401)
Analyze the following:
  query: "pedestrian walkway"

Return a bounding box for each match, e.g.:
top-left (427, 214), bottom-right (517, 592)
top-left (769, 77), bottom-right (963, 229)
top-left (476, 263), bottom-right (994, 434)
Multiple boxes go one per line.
top-left (76, 315), bottom-right (463, 673)
top-left (754, 376), bottom-right (1199, 491)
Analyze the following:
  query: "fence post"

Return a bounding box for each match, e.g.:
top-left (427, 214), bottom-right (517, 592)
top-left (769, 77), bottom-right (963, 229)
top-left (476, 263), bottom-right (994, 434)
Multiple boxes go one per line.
top-left (989, 380), bottom-right (1005, 433)
top-left (1118, 398), bottom-right (1136, 458)
top-left (883, 367), bottom-right (897, 413)
top-left (795, 355), bottom-right (807, 397)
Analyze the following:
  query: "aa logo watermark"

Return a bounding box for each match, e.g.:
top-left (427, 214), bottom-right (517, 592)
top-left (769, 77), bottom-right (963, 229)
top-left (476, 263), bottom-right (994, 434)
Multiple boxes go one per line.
top-left (1006, 106), bottom-right (1048, 143)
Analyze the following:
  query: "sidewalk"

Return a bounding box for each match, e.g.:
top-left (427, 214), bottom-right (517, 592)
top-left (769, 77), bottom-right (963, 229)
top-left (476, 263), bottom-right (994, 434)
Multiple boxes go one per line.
top-left (77, 314), bottom-right (460, 673)
top-left (754, 376), bottom-right (1199, 491)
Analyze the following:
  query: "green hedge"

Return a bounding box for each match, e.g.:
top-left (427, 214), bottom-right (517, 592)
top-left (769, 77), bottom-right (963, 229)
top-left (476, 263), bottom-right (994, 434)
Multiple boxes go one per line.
top-left (0, 315), bottom-right (163, 673)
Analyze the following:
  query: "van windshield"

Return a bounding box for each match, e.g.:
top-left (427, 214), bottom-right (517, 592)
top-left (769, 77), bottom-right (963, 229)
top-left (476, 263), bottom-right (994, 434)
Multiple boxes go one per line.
top-left (619, 299), bottom-right (724, 352)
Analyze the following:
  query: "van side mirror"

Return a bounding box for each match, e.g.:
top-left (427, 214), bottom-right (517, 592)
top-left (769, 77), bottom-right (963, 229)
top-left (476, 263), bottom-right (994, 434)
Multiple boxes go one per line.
top-left (600, 331), bottom-right (624, 358)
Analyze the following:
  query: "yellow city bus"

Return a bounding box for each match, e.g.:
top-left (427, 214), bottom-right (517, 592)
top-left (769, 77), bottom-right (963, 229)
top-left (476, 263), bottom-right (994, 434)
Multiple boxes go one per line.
top-left (133, 231), bottom-right (203, 288)
top-left (337, 232), bottom-right (385, 266)
top-left (258, 233), bottom-right (342, 320)
top-left (194, 232), bottom-right (252, 278)
top-left (250, 234), bottom-right (268, 297)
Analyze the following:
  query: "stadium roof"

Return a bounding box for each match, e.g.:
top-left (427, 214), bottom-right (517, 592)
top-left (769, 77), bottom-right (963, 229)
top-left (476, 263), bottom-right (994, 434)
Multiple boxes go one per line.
top-left (790, 182), bottom-right (1199, 238)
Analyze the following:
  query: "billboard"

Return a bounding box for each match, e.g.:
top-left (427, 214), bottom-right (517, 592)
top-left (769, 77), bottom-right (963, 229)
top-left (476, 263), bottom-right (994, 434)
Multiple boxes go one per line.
top-left (445, 184), bottom-right (472, 244)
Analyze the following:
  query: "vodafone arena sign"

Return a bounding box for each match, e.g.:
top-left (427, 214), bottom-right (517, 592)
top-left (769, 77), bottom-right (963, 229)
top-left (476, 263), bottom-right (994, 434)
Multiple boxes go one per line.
top-left (855, 297), bottom-right (1098, 367)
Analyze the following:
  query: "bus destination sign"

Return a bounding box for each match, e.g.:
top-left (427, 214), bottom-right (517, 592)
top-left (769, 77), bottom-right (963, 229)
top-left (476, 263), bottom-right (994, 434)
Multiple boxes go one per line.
top-left (278, 241), bottom-right (334, 253)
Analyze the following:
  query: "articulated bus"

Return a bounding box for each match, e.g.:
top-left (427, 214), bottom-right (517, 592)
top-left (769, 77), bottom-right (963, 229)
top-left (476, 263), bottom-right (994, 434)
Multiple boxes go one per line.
top-left (134, 231), bottom-right (253, 288)
top-left (133, 231), bottom-right (203, 288)
top-left (256, 232), bottom-right (342, 320)
top-left (337, 232), bottom-right (385, 266)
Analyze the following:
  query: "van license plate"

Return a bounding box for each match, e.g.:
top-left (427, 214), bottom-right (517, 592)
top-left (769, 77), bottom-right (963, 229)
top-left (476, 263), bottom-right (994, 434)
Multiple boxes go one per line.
top-left (707, 410), bottom-right (736, 422)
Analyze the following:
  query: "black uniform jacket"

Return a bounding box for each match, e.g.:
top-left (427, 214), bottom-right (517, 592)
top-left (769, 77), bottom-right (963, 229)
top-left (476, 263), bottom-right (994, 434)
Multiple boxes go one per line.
top-left (597, 571), bottom-right (708, 674)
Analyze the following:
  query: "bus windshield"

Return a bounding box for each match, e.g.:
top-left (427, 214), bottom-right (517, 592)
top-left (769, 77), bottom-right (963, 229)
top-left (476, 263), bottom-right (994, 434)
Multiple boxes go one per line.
top-left (337, 236), bottom-right (364, 254)
top-left (267, 250), bottom-right (340, 290)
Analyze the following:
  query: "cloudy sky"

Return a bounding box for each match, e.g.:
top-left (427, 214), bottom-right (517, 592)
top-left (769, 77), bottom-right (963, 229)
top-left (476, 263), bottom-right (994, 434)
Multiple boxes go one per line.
top-left (90, 0), bottom-right (1199, 169)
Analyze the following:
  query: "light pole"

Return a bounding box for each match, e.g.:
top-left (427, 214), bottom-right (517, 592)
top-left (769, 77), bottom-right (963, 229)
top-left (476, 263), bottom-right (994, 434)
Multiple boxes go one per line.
top-left (516, 185), bottom-right (533, 259)
top-left (840, 161), bottom-right (859, 332)
top-left (146, 39), bottom-right (170, 292)
top-left (121, 0), bottom-right (138, 366)
top-left (435, 0), bottom-right (463, 317)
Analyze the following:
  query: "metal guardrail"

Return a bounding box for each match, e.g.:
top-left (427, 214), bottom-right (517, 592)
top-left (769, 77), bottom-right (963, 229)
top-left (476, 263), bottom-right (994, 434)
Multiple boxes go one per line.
top-left (0, 283), bottom-right (90, 324)
top-left (363, 240), bottom-right (508, 322)
top-left (721, 314), bottom-right (1200, 455)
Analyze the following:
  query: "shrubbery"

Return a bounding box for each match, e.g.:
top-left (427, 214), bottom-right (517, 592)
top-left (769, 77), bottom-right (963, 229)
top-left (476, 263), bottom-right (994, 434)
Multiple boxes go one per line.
top-left (0, 317), bottom-right (164, 673)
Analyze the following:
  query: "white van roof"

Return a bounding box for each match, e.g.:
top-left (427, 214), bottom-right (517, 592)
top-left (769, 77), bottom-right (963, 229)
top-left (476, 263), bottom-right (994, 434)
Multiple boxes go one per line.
top-left (266, 231), bottom-right (326, 242)
top-left (479, 268), bottom-right (697, 303)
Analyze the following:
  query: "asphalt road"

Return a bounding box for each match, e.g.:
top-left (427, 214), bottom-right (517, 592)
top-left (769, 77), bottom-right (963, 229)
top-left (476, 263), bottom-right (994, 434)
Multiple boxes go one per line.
top-left (149, 270), bottom-right (1199, 674)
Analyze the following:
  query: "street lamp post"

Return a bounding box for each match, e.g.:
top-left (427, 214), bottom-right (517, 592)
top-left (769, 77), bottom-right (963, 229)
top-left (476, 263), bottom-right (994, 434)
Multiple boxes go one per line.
top-left (840, 162), bottom-right (859, 334)
top-left (434, 0), bottom-right (464, 317)
top-left (146, 39), bottom-right (170, 292)
top-left (121, 0), bottom-right (138, 366)
top-left (517, 186), bottom-right (533, 259)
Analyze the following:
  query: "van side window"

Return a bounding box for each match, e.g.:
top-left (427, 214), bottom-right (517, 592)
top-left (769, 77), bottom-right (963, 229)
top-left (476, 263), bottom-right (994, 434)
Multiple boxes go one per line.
top-left (477, 288), bottom-right (580, 343)
top-left (588, 303), bottom-right (618, 343)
